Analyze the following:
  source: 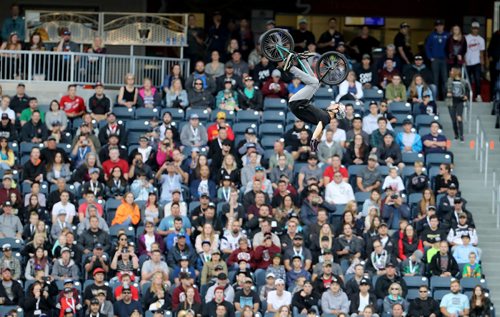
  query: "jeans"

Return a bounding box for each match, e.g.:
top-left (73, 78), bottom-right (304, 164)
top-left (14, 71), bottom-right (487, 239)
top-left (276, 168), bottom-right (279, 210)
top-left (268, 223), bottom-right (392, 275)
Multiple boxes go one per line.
top-left (467, 64), bottom-right (482, 97)
top-left (431, 58), bottom-right (448, 99)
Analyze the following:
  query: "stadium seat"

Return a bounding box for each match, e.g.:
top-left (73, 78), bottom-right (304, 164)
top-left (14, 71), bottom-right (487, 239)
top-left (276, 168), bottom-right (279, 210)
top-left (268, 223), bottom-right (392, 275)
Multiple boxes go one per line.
top-left (460, 277), bottom-right (488, 292)
top-left (403, 276), bottom-right (429, 289)
top-left (261, 136), bottom-right (277, 150)
top-left (105, 199), bottom-right (121, 212)
top-left (0, 306), bottom-right (22, 317)
top-left (430, 276), bottom-right (453, 291)
top-left (402, 152), bottom-right (424, 165)
top-left (418, 126), bottom-right (431, 137)
top-left (286, 113), bottom-right (298, 125)
top-left (389, 102), bottom-right (412, 114)
top-left (315, 86), bottom-right (334, 99)
top-left (233, 122), bottom-right (258, 136)
top-left (162, 108), bottom-right (185, 122)
top-left (406, 288), bottom-right (420, 300)
top-left (259, 123), bottom-right (284, 138)
top-left (433, 289), bottom-right (449, 301)
top-left (263, 98), bottom-right (287, 111)
top-left (126, 120), bottom-right (151, 132)
top-left (313, 99), bottom-right (332, 109)
top-left (393, 114), bottom-right (413, 126)
top-left (209, 109), bottom-right (235, 124)
top-left (113, 107), bottom-right (135, 119)
top-left (236, 110), bottom-right (260, 123)
top-left (408, 193), bottom-right (423, 206)
top-left (354, 191), bottom-right (370, 204)
top-left (185, 108), bottom-right (210, 122)
top-left (109, 224), bottom-right (135, 239)
top-left (425, 153), bottom-right (453, 168)
top-left (363, 88), bottom-right (384, 101)
top-left (263, 149), bottom-right (275, 161)
top-left (20, 142), bottom-right (44, 156)
top-left (415, 115), bottom-right (440, 129)
top-left (0, 238), bottom-right (23, 251)
top-left (135, 107), bottom-right (160, 119)
top-left (262, 110), bottom-right (286, 124)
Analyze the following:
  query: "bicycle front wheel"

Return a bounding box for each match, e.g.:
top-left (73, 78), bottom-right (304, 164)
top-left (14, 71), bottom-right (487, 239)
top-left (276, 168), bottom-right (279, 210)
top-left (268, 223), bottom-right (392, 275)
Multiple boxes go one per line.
top-left (259, 28), bottom-right (295, 62)
top-left (315, 51), bottom-right (349, 86)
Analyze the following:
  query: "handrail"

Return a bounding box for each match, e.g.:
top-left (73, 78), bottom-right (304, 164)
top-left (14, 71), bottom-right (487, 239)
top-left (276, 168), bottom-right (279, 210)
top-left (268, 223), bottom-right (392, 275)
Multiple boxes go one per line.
top-left (462, 65), bottom-right (474, 133)
top-left (0, 49), bottom-right (190, 88)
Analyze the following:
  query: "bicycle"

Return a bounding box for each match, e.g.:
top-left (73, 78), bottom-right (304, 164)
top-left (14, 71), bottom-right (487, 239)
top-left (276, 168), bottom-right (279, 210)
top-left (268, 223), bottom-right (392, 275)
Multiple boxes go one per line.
top-left (259, 28), bottom-right (349, 86)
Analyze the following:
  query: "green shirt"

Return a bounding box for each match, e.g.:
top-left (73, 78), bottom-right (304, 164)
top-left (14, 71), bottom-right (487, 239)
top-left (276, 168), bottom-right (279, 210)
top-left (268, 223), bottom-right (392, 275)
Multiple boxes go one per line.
top-left (20, 108), bottom-right (45, 123)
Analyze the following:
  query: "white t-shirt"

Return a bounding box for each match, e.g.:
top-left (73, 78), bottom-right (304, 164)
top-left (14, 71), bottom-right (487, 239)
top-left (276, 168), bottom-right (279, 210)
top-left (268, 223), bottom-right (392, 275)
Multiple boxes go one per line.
top-left (51, 202), bottom-right (76, 220)
top-left (0, 108), bottom-right (15, 122)
top-left (267, 290), bottom-right (292, 311)
top-left (382, 175), bottom-right (405, 192)
top-left (465, 34), bottom-right (485, 66)
top-left (325, 181), bottom-right (355, 205)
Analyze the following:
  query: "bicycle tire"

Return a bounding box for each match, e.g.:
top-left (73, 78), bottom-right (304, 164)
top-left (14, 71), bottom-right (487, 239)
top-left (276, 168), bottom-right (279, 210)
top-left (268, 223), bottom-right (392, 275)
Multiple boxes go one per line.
top-left (315, 51), bottom-right (349, 86)
top-left (259, 28), bottom-right (295, 62)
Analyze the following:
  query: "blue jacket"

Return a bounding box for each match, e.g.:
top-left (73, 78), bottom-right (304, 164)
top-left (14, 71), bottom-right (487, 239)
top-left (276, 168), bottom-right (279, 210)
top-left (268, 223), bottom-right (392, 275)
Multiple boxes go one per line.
top-left (425, 31), bottom-right (449, 60)
top-left (396, 132), bottom-right (423, 153)
top-left (1, 17), bottom-right (25, 42)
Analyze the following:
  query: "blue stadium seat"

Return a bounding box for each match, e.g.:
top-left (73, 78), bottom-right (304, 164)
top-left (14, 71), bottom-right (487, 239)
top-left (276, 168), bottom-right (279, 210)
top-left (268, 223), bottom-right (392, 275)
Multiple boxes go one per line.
top-left (259, 123), bottom-right (284, 138)
top-left (126, 120), bottom-right (151, 132)
top-left (127, 131), bottom-right (144, 145)
top-left (109, 224), bottom-right (135, 239)
top-left (433, 289), bottom-right (449, 301)
top-left (162, 108), bottom-right (185, 122)
top-left (430, 276), bottom-right (453, 291)
top-left (425, 153), bottom-right (453, 168)
top-left (261, 136), bottom-right (277, 150)
top-left (263, 149), bottom-right (275, 161)
top-left (0, 238), bottom-right (23, 251)
top-left (354, 191), bottom-right (370, 204)
top-left (313, 99), bottom-right (332, 109)
top-left (56, 143), bottom-right (72, 155)
top-left (262, 110), bottom-right (286, 124)
top-left (233, 122), bottom-right (258, 136)
top-left (408, 193), bottom-right (423, 206)
top-left (185, 108), bottom-right (210, 122)
top-left (316, 86), bottom-right (334, 99)
top-left (113, 107), bottom-right (135, 119)
top-left (20, 142), bottom-right (44, 156)
top-left (418, 126), bottom-right (431, 137)
top-left (236, 110), bottom-right (260, 123)
top-left (363, 88), bottom-right (384, 101)
top-left (135, 107), bottom-right (160, 119)
top-left (460, 277), bottom-right (488, 292)
top-left (0, 306), bottom-right (22, 317)
top-left (403, 276), bottom-right (429, 289)
top-left (389, 102), bottom-right (412, 114)
top-left (105, 199), bottom-right (121, 213)
top-left (406, 288), bottom-right (420, 300)
top-left (402, 152), bottom-right (425, 165)
top-left (263, 98), bottom-right (287, 111)
top-left (348, 165), bottom-right (367, 177)
top-left (286, 113), bottom-right (298, 125)
top-left (415, 114), bottom-right (440, 129)
top-left (393, 114), bottom-right (413, 126)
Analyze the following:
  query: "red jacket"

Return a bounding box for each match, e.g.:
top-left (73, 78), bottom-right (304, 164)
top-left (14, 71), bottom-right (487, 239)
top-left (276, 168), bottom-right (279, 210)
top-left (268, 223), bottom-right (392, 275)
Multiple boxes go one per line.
top-left (171, 284), bottom-right (202, 310)
top-left (0, 187), bottom-right (21, 206)
top-left (207, 123), bottom-right (235, 141)
top-left (262, 78), bottom-right (287, 99)
top-left (227, 247), bottom-right (253, 266)
top-left (59, 95), bottom-right (85, 116)
top-left (252, 245), bottom-right (281, 269)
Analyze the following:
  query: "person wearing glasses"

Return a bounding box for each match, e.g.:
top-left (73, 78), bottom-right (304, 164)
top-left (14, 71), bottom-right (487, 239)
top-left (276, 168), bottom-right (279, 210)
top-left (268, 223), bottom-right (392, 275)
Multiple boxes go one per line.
top-left (408, 285), bottom-right (440, 317)
top-left (382, 283), bottom-right (409, 317)
top-left (188, 79), bottom-right (215, 110)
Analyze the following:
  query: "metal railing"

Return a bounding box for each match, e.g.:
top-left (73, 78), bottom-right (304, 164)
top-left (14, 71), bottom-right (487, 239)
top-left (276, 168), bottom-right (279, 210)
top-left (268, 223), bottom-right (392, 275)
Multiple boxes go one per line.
top-left (0, 50), bottom-right (189, 87)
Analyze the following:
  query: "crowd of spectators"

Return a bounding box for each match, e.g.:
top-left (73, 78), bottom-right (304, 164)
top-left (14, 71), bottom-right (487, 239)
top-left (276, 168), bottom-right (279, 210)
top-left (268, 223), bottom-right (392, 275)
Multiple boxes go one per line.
top-left (0, 5), bottom-right (496, 317)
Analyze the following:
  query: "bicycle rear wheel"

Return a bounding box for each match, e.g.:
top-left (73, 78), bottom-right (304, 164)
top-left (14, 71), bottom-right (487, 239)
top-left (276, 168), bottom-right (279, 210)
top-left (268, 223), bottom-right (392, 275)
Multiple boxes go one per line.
top-left (315, 51), bottom-right (349, 86)
top-left (259, 28), bottom-right (295, 62)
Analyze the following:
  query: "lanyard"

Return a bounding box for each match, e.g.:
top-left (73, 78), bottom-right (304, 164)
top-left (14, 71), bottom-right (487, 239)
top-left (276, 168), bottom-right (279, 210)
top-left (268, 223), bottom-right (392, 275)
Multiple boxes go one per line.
top-left (221, 187), bottom-right (230, 202)
top-left (65, 297), bottom-right (75, 311)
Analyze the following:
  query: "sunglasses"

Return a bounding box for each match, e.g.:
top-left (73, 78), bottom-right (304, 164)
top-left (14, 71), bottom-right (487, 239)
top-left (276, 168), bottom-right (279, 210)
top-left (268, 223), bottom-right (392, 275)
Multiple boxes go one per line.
top-left (194, 83), bottom-right (203, 85)
top-left (419, 290), bottom-right (427, 293)
top-left (391, 288), bottom-right (400, 290)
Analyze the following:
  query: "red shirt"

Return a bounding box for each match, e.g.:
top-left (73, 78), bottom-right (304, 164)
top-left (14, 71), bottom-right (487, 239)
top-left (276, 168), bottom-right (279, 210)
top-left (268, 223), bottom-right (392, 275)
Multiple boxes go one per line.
top-left (114, 284), bottom-right (139, 301)
top-left (102, 159), bottom-right (129, 178)
top-left (207, 123), bottom-right (235, 141)
top-left (59, 95), bottom-right (86, 115)
top-left (323, 165), bottom-right (349, 183)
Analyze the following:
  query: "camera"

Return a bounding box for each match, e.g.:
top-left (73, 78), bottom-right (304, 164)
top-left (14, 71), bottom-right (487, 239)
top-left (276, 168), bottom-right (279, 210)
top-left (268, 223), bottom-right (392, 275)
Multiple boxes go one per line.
top-left (390, 194), bottom-right (399, 199)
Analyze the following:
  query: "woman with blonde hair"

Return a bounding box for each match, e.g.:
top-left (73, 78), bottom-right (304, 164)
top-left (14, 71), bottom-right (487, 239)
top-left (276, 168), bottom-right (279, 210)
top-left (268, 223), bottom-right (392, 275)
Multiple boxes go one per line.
top-left (143, 271), bottom-right (171, 312)
top-left (0, 32), bottom-right (22, 79)
top-left (138, 77), bottom-right (162, 108)
top-left (166, 78), bottom-right (189, 108)
top-left (362, 190), bottom-right (381, 216)
top-left (407, 74), bottom-right (433, 103)
top-left (117, 73), bottom-right (138, 108)
top-left (111, 192), bottom-right (140, 226)
top-left (336, 70), bottom-right (364, 102)
top-left (217, 153), bottom-right (240, 184)
top-left (364, 206), bottom-right (380, 233)
top-left (274, 305), bottom-right (291, 317)
top-left (195, 223), bottom-right (219, 254)
top-left (174, 286), bottom-right (202, 317)
top-left (417, 188), bottom-right (435, 221)
top-left (382, 283), bottom-right (409, 316)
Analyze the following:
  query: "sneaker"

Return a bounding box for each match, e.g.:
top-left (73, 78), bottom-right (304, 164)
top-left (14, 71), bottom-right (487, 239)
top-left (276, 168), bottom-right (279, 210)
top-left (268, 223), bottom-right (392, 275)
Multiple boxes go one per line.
top-left (310, 138), bottom-right (320, 152)
top-left (460, 136), bottom-right (465, 143)
top-left (298, 51), bottom-right (317, 59)
top-left (283, 53), bottom-right (294, 72)
top-left (476, 95), bottom-right (483, 102)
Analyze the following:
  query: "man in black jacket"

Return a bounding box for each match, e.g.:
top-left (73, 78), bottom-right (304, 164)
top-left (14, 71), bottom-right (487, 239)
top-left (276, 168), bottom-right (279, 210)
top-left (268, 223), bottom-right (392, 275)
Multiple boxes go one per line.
top-left (20, 110), bottom-right (47, 143)
top-left (374, 262), bottom-right (408, 300)
top-left (237, 76), bottom-right (263, 111)
top-left (78, 216), bottom-right (111, 254)
top-left (0, 267), bottom-right (23, 306)
top-left (428, 241), bottom-right (459, 277)
top-left (22, 147), bottom-right (46, 184)
top-left (88, 82), bottom-right (111, 122)
top-left (349, 279), bottom-right (377, 316)
top-left (98, 113), bottom-right (127, 146)
top-left (408, 285), bottom-right (440, 317)
top-left (203, 286), bottom-right (235, 317)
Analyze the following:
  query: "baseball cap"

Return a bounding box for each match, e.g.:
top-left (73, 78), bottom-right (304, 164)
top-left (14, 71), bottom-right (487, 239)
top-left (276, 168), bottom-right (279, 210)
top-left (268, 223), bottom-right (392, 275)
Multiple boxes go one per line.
top-left (449, 183), bottom-right (457, 189)
top-left (461, 233), bottom-right (471, 239)
top-left (472, 21), bottom-right (480, 28)
top-left (323, 248), bottom-right (333, 254)
top-left (63, 278), bottom-right (73, 285)
top-left (95, 82), bottom-right (104, 88)
top-left (362, 54), bottom-right (371, 60)
top-left (245, 127), bottom-right (256, 134)
top-left (190, 113), bottom-right (199, 120)
top-left (223, 78), bottom-right (232, 84)
top-left (244, 76), bottom-right (253, 81)
top-left (265, 20), bottom-right (276, 26)
top-left (293, 234), bottom-right (303, 240)
top-left (122, 284), bottom-right (131, 291)
top-left (298, 18), bottom-right (308, 24)
top-left (308, 152), bottom-right (318, 160)
top-left (93, 267), bottom-right (105, 276)
top-left (94, 243), bottom-right (103, 250)
top-left (64, 287), bottom-right (72, 293)
top-left (414, 55), bottom-right (423, 60)
top-left (207, 202), bottom-right (216, 209)
top-left (217, 272), bottom-right (228, 280)
top-left (177, 233), bottom-right (187, 239)
top-left (385, 262), bottom-right (396, 268)
top-left (222, 139), bottom-right (232, 146)
top-left (368, 154), bottom-right (378, 161)
top-left (200, 192), bottom-right (210, 198)
top-left (275, 278), bottom-right (285, 285)
top-left (435, 19), bottom-right (444, 25)
top-left (427, 205), bottom-right (437, 211)
top-left (61, 247), bottom-right (71, 253)
top-left (266, 272), bottom-right (276, 279)
top-left (459, 212), bottom-right (468, 218)
top-left (402, 119), bottom-right (413, 125)
top-left (2, 243), bottom-right (11, 250)
top-left (360, 279), bottom-right (370, 285)
top-left (214, 264), bottom-right (223, 270)
top-left (180, 255), bottom-right (189, 261)
top-left (378, 222), bottom-right (388, 228)
top-left (400, 22), bottom-right (410, 28)
top-left (454, 197), bottom-right (463, 203)
top-left (331, 276), bottom-right (341, 285)
top-left (3, 201), bottom-right (11, 207)
top-left (255, 166), bottom-right (265, 172)
top-left (63, 30), bottom-right (71, 35)
top-left (271, 69), bottom-right (281, 78)
top-left (47, 135), bottom-right (57, 141)
top-left (1, 113), bottom-right (8, 120)
top-left (90, 298), bottom-right (100, 305)
top-left (216, 111), bottom-right (226, 119)
top-left (89, 168), bottom-right (100, 174)
top-left (2, 174), bottom-right (12, 180)
top-left (223, 174), bottom-right (231, 181)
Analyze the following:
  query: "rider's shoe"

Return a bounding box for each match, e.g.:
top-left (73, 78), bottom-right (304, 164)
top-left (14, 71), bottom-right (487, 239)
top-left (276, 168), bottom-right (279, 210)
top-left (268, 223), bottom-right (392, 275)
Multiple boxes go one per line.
top-left (298, 51), bottom-right (317, 59)
top-left (283, 53), bottom-right (294, 72)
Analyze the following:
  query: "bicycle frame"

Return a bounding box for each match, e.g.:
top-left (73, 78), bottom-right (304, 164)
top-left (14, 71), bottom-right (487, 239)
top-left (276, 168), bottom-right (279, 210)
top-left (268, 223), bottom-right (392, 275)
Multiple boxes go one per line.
top-left (276, 44), bottom-right (312, 76)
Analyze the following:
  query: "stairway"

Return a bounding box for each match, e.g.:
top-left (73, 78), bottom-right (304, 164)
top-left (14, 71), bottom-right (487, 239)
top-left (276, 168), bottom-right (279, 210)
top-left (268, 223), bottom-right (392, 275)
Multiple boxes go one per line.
top-left (436, 100), bottom-right (500, 305)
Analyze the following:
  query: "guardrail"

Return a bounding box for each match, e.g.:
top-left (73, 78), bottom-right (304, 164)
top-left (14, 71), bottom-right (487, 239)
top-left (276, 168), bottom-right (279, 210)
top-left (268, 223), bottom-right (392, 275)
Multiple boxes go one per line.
top-left (0, 50), bottom-right (189, 87)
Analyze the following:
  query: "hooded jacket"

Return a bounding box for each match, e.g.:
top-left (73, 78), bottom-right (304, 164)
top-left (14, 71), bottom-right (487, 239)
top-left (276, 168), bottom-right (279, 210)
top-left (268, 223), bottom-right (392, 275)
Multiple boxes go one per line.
top-left (51, 258), bottom-right (79, 280)
top-left (321, 288), bottom-right (350, 314)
